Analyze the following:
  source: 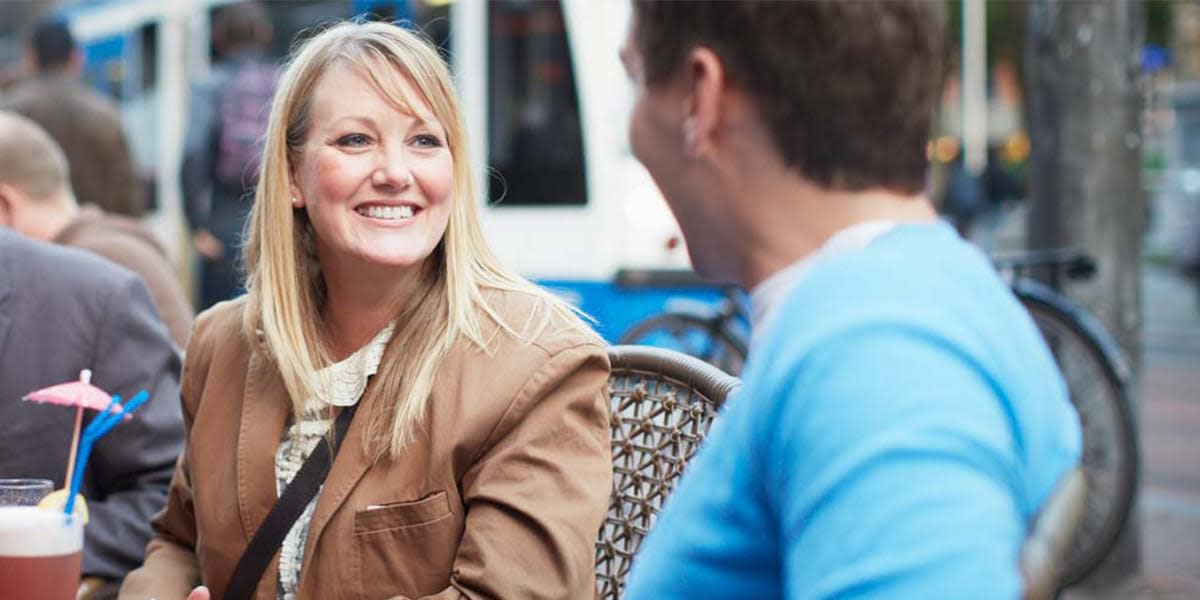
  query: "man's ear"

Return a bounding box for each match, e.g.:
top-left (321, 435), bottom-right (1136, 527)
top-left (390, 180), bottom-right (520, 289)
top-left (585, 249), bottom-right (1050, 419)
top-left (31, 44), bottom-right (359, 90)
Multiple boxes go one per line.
top-left (67, 49), bottom-right (84, 76)
top-left (681, 46), bottom-right (725, 159)
top-left (0, 183), bottom-right (19, 227)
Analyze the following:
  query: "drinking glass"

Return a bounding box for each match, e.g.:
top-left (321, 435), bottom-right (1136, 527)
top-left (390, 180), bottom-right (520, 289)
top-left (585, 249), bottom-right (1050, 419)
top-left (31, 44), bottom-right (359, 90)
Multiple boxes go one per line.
top-left (0, 480), bottom-right (82, 600)
top-left (0, 478), bottom-right (53, 506)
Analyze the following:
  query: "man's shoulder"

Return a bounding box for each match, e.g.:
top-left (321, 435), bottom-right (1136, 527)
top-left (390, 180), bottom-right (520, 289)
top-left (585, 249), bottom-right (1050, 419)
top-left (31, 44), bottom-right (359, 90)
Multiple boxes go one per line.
top-left (7, 76), bottom-right (116, 114)
top-left (771, 225), bottom-right (1002, 339)
top-left (1, 229), bottom-right (141, 293)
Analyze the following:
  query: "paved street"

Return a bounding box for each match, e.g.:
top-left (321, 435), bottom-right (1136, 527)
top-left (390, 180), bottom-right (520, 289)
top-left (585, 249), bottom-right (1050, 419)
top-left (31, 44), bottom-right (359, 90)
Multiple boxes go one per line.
top-left (1066, 265), bottom-right (1200, 600)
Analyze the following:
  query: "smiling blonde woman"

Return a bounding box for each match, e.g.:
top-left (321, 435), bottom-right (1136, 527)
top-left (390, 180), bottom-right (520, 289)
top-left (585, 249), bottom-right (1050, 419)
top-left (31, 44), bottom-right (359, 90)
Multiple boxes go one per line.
top-left (120, 20), bottom-right (611, 600)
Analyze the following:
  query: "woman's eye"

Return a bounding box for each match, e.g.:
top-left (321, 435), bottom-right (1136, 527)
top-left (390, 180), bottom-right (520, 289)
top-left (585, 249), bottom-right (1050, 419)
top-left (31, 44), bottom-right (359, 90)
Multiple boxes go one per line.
top-left (336, 133), bottom-right (371, 148)
top-left (412, 134), bottom-right (442, 148)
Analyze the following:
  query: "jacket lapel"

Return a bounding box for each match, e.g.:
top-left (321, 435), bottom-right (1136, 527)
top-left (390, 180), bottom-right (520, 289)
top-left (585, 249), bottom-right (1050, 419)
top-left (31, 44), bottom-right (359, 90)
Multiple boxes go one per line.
top-left (299, 377), bottom-right (380, 578)
top-left (238, 350), bottom-right (289, 543)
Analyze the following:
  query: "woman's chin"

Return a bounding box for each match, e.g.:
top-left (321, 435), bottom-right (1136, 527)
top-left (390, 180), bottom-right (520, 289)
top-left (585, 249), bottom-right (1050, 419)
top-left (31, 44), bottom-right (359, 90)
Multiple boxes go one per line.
top-left (354, 249), bottom-right (436, 271)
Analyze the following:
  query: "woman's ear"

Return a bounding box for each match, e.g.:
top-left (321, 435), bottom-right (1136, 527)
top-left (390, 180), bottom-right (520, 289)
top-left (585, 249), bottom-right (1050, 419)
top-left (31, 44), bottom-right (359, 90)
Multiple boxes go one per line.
top-left (289, 180), bottom-right (305, 208)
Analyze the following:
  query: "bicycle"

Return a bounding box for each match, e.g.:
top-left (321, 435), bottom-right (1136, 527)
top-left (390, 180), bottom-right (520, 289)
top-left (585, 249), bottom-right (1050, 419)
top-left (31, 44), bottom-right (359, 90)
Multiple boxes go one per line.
top-left (614, 268), bottom-right (750, 377)
top-left (618, 249), bottom-right (1138, 588)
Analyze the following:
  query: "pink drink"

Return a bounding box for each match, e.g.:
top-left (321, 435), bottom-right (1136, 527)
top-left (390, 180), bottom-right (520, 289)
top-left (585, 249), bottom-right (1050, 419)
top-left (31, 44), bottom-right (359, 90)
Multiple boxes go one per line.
top-left (0, 507), bottom-right (82, 600)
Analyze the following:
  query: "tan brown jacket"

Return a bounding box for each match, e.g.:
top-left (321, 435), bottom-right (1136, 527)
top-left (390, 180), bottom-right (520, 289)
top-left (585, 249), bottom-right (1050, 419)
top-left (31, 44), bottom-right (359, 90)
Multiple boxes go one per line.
top-left (120, 292), bottom-right (612, 600)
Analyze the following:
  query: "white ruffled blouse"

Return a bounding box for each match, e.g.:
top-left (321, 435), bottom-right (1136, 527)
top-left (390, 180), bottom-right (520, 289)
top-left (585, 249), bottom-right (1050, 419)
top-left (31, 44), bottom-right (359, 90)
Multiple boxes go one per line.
top-left (274, 322), bottom-right (395, 600)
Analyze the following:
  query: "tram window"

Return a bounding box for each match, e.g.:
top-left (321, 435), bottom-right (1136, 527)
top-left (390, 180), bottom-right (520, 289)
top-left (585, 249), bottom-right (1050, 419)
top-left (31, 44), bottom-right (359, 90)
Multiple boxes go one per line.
top-left (487, 0), bottom-right (587, 207)
top-left (136, 23), bottom-right (157, 94)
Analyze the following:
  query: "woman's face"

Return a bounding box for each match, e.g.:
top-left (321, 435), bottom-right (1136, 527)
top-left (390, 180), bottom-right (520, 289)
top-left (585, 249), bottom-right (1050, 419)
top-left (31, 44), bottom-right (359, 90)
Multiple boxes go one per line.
top-left (290, 62), bottom-right (454, 278)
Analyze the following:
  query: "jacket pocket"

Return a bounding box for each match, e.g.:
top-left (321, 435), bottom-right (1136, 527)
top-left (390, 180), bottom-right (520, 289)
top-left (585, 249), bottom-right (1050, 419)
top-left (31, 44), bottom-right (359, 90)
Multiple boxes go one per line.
top-left (353, 490), bottom-right (452, 533)
top-left (352, 490), bottom-right (460, 600)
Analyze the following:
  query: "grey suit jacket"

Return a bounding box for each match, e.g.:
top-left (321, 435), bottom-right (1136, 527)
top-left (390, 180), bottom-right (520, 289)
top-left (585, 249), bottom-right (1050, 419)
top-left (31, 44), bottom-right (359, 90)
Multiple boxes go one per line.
top-left (0, 229), bottom-right (183, 582)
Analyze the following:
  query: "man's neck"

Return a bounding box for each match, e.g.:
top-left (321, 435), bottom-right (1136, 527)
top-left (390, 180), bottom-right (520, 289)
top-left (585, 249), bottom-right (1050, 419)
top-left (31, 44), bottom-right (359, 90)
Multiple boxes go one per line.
top-left (25, 200), bottom-right (80, 243)
top-left (734, 168), bottom-right (938, 290)
top-left (33, 67), bottom-right (75, 81)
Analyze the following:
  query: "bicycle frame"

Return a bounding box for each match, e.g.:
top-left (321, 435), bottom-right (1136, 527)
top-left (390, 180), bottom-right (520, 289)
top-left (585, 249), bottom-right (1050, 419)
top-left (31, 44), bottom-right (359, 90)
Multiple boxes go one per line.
top-left (661, 288), bottom-right (751, 353)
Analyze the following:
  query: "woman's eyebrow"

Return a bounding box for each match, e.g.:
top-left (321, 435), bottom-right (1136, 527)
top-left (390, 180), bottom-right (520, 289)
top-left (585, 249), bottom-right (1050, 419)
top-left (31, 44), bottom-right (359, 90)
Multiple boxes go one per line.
top-left (329, 112), bottom-right (441, 130)
top-left (328, 115), bottom-right (377, 129)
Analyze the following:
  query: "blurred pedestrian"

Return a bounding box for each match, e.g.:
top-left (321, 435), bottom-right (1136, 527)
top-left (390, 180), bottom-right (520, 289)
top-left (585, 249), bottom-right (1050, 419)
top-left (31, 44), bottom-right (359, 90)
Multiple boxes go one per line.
top-left (181, 0), bottom-right (278, 310)
top-left (620, 2), bottom-right (1081, 598)
top-left (121, 20), bottom-right (609, 600)
top-left (0, 110), bottom-right (193, 348)
top-left (0, 229), bottom-right (183, 600)
top-left (3, 18), bottom-right (143, 217)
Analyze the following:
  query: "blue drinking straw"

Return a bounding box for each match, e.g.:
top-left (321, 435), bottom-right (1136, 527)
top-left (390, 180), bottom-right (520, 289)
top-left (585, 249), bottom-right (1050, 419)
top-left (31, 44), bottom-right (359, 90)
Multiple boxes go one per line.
top-left (64, 391), bottom-right (150, 519)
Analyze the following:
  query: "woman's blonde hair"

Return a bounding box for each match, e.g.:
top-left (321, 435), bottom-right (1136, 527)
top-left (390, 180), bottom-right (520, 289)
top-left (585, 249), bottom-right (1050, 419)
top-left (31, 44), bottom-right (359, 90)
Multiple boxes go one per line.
top-left (242, 20), bottom-right (594, 457)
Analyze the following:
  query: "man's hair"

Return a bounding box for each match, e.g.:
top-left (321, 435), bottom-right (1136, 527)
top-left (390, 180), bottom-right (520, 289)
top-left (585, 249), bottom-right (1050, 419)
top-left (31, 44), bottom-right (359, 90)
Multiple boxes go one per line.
top-left (29, 18), bottom-right (76, 71)
top-left (0, 111), bottom-right (70, 200)
top-left (632, 0), bottom-right (944, 195)
top-left (214, 1), bottom-right (271, 52)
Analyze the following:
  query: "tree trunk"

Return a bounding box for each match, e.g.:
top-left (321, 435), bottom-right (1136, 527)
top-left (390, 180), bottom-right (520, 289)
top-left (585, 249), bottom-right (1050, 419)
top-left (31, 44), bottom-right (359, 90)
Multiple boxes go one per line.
top-left (1026, 0), bottom-right (1145, 584)
top-left (1174, 2), bottom-right (1200, 81)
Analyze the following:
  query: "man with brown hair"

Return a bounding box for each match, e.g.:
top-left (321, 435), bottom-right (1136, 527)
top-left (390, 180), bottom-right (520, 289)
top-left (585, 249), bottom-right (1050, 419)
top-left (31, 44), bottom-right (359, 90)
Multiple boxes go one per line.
top-left (3, 18), bottom-right (143, 217)
top-left (0, 110), bottom-right (192, 348)
top-left (620, 2), bottom-right (1081, 598)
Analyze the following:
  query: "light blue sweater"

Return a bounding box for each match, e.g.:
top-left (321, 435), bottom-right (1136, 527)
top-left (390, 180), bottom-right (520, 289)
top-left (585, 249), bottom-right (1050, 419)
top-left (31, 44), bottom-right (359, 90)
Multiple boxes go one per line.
top-left (625, 223), bottom-right (1082, 600)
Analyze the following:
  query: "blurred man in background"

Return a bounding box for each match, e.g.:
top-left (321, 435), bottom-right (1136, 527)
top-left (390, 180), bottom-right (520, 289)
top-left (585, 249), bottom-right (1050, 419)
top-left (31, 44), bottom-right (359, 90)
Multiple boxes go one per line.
top-left (0, 229), bottom-right (183, 599)
top-left (181, 0), bottom-right (277, 310)
top-left (0, 111), bottom-right (193, 348)
top-left (620, 1), bottom-right (1081, 598)
top-left (3, 18), bottom-right (143, 218)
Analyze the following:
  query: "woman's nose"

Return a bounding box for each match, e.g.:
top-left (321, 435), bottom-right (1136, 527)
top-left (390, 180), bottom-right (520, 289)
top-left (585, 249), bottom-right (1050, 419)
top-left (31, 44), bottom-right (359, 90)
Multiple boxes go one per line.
top-left (371, 148), bottom-right (414, 190)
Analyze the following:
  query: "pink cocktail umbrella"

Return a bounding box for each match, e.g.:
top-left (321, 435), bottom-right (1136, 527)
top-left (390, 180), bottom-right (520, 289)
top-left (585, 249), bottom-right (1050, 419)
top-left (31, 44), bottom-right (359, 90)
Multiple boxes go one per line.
top-left (23, 369), bottom-right (121, 491)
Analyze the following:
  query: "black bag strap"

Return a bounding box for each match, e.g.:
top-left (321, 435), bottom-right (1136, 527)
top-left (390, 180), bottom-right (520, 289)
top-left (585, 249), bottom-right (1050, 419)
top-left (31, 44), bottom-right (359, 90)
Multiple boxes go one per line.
top-left (224, 402), bottom-right (359, 600)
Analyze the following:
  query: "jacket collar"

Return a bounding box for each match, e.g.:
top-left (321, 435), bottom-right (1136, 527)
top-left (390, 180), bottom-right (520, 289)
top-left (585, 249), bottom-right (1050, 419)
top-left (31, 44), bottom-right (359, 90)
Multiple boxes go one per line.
top-left (238, 350), bottom-right (288, 543)
top-left (301, 374), bottom-right (381, 582)
top-left (237, 345), bottom-right (380, 592)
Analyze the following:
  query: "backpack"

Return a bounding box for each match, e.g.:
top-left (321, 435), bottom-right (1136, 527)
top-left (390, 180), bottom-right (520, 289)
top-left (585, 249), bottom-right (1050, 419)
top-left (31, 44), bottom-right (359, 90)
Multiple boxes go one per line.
top-left (214, 59), bottom-right (278, 191)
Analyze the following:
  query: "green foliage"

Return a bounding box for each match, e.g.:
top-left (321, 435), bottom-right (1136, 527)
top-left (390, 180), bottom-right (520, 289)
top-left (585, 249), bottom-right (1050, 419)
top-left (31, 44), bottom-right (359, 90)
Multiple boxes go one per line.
top-left (1144, 0), bottom-right (1171, 47)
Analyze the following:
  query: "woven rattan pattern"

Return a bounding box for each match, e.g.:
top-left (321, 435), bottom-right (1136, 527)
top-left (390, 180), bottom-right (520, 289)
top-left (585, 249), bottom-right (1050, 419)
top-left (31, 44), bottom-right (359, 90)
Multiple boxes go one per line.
top-left (595, 346), bottom-right (740, 599)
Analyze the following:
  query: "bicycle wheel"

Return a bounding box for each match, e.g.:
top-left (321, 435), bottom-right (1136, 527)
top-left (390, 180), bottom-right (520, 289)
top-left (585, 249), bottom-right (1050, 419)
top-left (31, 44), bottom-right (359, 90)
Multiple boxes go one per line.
top-left (1015, 282), bottom-right (1139, 586)
top-left (619, 312), bottom-right (748, 376)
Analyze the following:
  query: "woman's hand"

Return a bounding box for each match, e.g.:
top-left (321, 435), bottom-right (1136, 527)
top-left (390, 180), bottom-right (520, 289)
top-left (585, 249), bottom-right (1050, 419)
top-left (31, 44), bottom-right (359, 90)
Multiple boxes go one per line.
top-left (186, 586), bottom-right (210, 600)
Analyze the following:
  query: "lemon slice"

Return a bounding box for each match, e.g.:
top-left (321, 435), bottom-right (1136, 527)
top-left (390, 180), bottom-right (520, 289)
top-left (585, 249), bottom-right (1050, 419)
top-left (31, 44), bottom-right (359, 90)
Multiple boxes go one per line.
top-left (37, 489), bottom-right (89, 524)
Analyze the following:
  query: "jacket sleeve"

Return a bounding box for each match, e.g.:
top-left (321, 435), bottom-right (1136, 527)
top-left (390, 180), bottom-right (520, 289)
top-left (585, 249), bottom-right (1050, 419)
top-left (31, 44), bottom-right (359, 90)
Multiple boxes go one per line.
top-left (81, 275), bottom-right (185, 581)
top-left (396, 343), bottom-right (612, 600)
top-left (118, 310), bottom-right (218, 600)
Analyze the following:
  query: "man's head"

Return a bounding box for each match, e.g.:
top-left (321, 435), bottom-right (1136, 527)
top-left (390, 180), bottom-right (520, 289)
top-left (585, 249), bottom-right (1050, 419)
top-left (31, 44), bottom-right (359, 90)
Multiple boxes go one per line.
top-left (213, 1), bottom-right (273, 56)
top-left (28, 18), bottom-right (80, 74)
top-left (621, 0), bottom-right (944, 282)
top-left (0, 111), bottom-right (77, 239)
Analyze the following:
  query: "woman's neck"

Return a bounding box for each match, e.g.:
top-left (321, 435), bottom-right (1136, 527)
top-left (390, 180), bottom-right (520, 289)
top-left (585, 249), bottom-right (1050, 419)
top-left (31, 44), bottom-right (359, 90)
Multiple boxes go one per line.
top-left (320, 259), bottom-right (424, 360)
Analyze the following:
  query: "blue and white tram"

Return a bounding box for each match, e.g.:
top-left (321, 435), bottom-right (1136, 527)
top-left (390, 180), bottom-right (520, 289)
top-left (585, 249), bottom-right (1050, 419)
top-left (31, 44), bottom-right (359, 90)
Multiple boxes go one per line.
top-left (61, 0), bottom-right (721, 341)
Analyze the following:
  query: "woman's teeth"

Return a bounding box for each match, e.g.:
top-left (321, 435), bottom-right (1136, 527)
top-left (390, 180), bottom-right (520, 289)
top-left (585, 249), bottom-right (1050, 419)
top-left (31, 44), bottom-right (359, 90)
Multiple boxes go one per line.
top-left (358, 205), bottom-right (415, 220)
